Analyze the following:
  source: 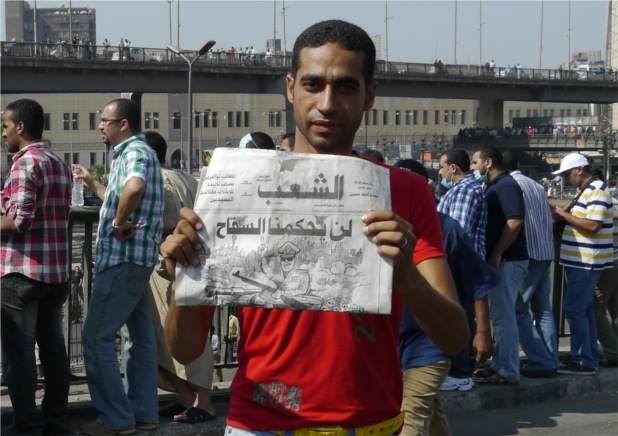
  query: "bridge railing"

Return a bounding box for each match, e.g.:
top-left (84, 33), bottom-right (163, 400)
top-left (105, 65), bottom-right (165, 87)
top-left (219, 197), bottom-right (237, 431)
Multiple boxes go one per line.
top-left (375, 60), bottom-right (618, 82)
top-left (66, 206), bottom-right (240, 376)
top-left (454, 133), bottom-right (605, 148)
top-left (3, 41), bottom-right (618, 83)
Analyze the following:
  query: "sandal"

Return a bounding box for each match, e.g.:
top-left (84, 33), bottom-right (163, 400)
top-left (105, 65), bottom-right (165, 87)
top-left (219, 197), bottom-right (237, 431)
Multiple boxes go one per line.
top-left (173, 407), bottom-right (216, 423)
top-left (473, 367), bottom-right (517, 385)
top-left (159, 401), bottom-right (187, 418)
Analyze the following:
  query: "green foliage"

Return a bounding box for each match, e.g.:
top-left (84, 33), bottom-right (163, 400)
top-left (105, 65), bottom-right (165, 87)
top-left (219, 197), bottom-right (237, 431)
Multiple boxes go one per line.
top-left (91, 164), bottom-right (105, 176)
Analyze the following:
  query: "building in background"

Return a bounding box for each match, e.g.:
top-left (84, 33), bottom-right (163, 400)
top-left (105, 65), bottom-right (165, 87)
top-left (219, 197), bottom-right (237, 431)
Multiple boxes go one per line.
top-left (4, 0), bottom-right (96, 43)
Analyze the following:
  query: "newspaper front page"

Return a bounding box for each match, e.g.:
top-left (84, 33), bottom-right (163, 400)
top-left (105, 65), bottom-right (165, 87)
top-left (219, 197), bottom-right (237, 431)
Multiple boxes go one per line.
top-left (175, 148), bottom-right (393, 314)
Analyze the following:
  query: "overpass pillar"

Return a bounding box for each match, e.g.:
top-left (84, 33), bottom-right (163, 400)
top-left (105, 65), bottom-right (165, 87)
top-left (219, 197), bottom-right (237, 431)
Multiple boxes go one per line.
top-left (477, 100), bottom-right (504, 128)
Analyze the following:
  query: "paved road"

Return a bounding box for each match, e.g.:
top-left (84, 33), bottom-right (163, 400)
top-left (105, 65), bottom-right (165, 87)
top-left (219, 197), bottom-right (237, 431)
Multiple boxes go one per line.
top-left (449, 392), bottom-right (618, 435)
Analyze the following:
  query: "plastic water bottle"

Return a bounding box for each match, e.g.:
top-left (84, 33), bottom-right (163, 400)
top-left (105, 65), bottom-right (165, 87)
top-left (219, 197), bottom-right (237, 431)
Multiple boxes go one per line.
top-left (71, 166), bottom-right (84, 207)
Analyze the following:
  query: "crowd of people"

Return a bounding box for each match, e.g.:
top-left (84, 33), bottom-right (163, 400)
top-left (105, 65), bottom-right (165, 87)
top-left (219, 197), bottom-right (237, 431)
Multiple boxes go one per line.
top-left (1, 19), bottom-right (617, 436)
top-left (457, 125), bottom-right (599, 142)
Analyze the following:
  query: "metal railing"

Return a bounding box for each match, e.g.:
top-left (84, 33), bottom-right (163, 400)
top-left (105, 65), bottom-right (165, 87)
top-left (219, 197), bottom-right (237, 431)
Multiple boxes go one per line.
top-left (65, 206), bottom-right (239, 376)
top-left (454, 133), bottom-right (606, 149)
top-left (3, 41), bottom-right (618, 83)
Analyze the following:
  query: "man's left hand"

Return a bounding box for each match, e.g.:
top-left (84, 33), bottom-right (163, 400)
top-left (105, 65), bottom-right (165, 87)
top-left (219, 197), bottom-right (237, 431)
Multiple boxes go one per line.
top-left (473, 331), bottom-right (493, 364)
top-left (362, 210), bottom-right (416, 290)
top-left (112, 221), bottom-right (140, 241)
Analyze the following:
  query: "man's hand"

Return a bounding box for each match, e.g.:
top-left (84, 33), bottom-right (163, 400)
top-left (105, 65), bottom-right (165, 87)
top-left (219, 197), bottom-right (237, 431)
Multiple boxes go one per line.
top-left (361, 210), bottom-right (415, 290)
top-left (488, 252), bottom-right (502, 271)
top-left (473, 331), bottom-right (493, 364)
top-left (159, 208), bottom-right (204, 280)
top-left (550, 204), bottom-right (566, 221)
top-left (73, 164), bottom-right (95, 189)
top-left (112, 221), bottom-right (141, 241)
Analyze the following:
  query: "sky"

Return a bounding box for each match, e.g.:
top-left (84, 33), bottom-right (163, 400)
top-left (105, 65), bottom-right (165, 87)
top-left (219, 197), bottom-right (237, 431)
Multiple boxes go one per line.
top-left (2, 0), bottom-right (611, 68)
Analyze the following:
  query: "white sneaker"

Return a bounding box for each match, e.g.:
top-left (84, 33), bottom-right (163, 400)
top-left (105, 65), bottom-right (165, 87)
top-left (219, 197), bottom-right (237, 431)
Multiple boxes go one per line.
top-left (440, 376), bottom-right (474, 392)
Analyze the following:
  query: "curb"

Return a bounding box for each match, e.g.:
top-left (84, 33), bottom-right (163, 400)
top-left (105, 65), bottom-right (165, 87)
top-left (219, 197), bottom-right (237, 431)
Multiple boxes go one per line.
top-left (442, 367), bottom-right (618, 415)
top-left (2, 369), bottom-right (616, 435)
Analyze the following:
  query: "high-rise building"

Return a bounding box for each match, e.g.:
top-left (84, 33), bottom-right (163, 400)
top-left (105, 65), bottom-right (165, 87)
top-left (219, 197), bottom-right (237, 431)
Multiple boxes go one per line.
top-left (4, 0), bottom-right (96, 43)
top-left (371, 35), bottom-right (382, 61)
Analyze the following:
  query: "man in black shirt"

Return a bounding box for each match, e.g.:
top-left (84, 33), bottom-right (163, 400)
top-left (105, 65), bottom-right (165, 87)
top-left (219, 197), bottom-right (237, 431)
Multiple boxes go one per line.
top-left (470, 147), bottom-right (528, 384)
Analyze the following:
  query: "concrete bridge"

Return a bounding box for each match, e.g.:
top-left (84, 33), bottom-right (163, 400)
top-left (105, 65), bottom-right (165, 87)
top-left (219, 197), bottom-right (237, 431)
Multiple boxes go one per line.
top-left (3, 41), bottom-right (618, 129)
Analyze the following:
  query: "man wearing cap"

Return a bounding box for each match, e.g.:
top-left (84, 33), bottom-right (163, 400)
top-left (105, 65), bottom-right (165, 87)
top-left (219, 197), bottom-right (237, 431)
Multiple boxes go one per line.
top-left (551, 153), bottom-right (615, 375)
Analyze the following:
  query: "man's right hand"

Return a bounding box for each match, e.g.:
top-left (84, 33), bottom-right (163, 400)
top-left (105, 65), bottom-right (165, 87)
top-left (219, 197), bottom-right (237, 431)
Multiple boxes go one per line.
top-left (159, 208), bottom-right (205, 280)
top-left (73, 164), bottom-right (94, 188)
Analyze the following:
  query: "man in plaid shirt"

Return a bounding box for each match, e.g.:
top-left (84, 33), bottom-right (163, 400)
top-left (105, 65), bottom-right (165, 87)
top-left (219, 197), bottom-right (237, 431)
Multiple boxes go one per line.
top-left (437, 149), bottom-right (487, 258)
top-left (1, 99), bottom-right (72, 435)
top-left (75, 99), bottom-right (164, 436)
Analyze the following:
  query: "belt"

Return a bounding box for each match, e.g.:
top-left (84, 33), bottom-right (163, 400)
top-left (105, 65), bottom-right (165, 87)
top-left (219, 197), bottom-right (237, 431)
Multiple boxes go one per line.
top-left (273, 412), bottom-right (404, 436)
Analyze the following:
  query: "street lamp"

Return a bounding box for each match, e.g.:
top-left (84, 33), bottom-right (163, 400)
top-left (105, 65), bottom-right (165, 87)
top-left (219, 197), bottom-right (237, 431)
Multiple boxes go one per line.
top-left (167, 40), bottom-right (216, 173)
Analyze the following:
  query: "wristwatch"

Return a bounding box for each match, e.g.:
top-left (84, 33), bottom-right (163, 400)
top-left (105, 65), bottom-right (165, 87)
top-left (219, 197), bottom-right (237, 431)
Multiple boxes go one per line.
top-left (112, 219), bottom-right (124, 230)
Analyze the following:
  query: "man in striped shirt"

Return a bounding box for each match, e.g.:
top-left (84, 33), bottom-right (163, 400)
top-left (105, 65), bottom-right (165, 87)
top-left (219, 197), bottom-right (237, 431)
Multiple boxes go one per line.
top-left (437, 149), bottom-right (487, 258)
top-left (76, 99), bottom-right (164, 435)
top-left (593, 193), bottom-right (618, 367)
top-left (551, 153), bottom-right (615, 375)
top-left (1, 99), bottom-right (72, 435)
top-left (503, 151), bottom-right (558, 378)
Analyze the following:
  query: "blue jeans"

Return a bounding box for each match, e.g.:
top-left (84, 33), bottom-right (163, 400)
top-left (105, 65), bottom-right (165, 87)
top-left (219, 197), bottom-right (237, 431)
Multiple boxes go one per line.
top-left (516, 260), bottom-right (558, 370)
top-left (449, 299), bottom-right (476, 378)
top-left (0, 273), bottom-right (70, 434)
top-left (489, 260), bottom-right (529, 382)
top-left (84, 263), bottom-right (158, 429)
top-left (564, 266), bottom-right (601, 369)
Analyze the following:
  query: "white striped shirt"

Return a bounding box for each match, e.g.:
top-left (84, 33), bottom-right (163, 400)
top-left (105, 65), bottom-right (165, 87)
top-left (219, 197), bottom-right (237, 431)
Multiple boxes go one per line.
top-left (559, 179), bottom-right (615, 270)
top-left (510, 171), bottom-right (554, 261)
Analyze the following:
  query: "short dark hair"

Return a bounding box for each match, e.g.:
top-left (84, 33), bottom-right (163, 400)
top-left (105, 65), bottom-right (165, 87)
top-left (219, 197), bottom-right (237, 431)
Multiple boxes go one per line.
top-left (5, 99), bottom-right (45, 140)
top-left (479, 147), bottom-right (503, 170)
top-left (279, 132), bottom-right (295, 151)
top-left (107, 98), bottom-right (141, 132)
top-left (292, 20), bottom-right (376, 87)
top-left (246, 131), bottom-right (275, 150)
top-left (144, 131), bottom-right (167, 164)
top-left (395, 159), bottom-right (428, 179)
top-left (442, 149), bottom-right (470, 172)
top-left (502, 150), bottom-right (519, 172)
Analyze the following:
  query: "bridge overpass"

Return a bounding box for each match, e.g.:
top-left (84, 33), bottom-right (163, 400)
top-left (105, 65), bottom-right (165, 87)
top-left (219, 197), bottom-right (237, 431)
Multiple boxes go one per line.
top-left (3, 42), bottom-right (618, 101)
top-left (3, 42), bottom-right (618, 128)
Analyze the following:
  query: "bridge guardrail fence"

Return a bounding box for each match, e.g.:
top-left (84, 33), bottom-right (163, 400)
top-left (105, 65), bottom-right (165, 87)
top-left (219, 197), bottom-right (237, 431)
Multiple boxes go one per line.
top-left (3, 41), bottom-right (618, 83)
top-left (65, 206), bottom-right (240, 376)
top-left (64, 197), bottom-right (572, 377)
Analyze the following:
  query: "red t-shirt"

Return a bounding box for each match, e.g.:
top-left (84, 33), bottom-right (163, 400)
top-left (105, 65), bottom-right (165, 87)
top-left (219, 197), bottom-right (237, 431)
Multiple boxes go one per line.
top-left (227, 165), bottom-right (445, 430)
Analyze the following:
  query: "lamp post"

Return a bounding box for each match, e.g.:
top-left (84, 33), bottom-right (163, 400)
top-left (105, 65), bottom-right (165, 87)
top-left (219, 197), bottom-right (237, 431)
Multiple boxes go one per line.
top-left (167, 40), bottom-right (216, 173)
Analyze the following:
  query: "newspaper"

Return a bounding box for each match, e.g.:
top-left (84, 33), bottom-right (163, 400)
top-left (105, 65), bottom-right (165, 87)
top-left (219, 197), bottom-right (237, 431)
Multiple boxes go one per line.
top-left (175, 148), bottom-right (393, 314)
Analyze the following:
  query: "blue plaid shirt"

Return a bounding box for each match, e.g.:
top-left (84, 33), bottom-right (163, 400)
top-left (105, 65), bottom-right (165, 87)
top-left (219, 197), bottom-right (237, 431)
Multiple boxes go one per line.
top-left (437, 173), bottom-right (487, 258)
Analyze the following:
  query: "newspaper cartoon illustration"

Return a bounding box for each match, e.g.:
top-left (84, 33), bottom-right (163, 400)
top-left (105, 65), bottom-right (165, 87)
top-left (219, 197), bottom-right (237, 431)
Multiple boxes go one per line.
top-left (175, 148), bottom-right (393, 314)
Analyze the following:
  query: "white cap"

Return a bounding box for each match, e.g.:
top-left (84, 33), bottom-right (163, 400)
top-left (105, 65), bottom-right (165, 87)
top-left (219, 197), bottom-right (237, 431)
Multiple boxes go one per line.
top-left (552, 153), bottom-right (589, 175)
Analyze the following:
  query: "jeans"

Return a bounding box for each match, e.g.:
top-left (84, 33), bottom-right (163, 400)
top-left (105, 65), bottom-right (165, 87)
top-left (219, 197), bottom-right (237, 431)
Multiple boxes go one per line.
top-left (594, 260), bottom-right (618, 360)
top-left (564, 266), bottom-right (602, 369)
top-left (0, 273), bottom-right (70, 434)
top-left (449, 300), bottom-right (475, 378)
top-left (489, 260), bottom-right (529, 382)
top-left (516, 260), bottom-right (558, 370)
top-left (83, 263), bottom-right (158, 429)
